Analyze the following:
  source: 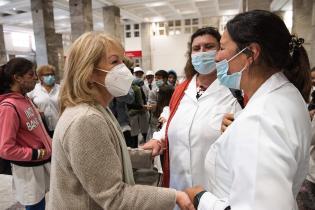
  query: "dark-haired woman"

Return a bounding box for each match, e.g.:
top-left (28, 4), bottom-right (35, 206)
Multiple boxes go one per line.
top-left (143, 27), bottom-right (242, 194)
top-left (185, 10), bottom-right (311, 210)
top-left (0, 58), bottom-right (52, 210)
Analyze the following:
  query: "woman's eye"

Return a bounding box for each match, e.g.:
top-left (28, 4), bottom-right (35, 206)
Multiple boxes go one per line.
top-left (111, 60), bottom-right (118, 65)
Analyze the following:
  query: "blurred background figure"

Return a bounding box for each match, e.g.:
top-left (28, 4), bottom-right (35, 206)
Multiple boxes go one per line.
top-left (109, 56), bottom-right (135, 148)
top-left (28, 64), bottom-right (60, 138)
top-left (130, 66), bottom-right (149, 145)
top-left (167, 70), bottom-right (178, 87)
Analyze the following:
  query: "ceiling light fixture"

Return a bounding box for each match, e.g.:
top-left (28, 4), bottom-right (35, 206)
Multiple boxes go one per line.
top-left (145, 2), bottom-right (166, 7)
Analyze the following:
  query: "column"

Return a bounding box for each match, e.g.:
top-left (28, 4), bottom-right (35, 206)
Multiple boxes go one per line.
top-left (140, 22), bottom-right (152, 70)
top-left (243, 0), bottom-right (272, 11)
top-left (31, 0), bottom-right (61, 79)
top-left (310, 0), bottom-right (315, 67)
top-left (0, 25), bottom-right (7, 64)
top-left (55, 33), bottom-right (65, 80)
top-left (292, 0), bottom-right (313, 66)
top-left (69, 0), bottom-right (93, 42)
top-left (103, 6), bottom-right (121, 41)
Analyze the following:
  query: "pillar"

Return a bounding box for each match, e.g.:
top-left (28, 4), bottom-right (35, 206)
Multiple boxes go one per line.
top-left (243, 0), bottom-right (272, 11)
top-left (0, 25), bottom-right (7, 64)
top-left (292, 0), bottom-right (314, 66)
top-left (69, 0), bottom-right (93, 42)
top-left (31, 0), bottom-right (61, 79)
top-left (140, 23), bottom-right (152, 70)
top-left (103, 6), bottom-right (121, 41)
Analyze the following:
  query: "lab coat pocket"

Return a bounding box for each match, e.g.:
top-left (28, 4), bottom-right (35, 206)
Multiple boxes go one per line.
top-left (205, 145), bottom-right (218, 190)
top-left (209, 106), bottom-right (231, 131)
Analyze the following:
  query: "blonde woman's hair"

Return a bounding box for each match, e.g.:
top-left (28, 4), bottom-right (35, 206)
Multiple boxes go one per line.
top-left (59, 32), bottom-right (124, 113)
top-left (37, 64), bottom-right (56, 76)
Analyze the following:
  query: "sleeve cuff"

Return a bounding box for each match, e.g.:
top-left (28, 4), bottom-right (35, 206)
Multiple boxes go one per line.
top-left (198, 192), bottom-right (229, 210)
top-left (31, 149), bottom-right (38, 160)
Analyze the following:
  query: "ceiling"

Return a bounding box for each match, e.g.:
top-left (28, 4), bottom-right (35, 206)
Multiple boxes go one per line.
top-left (0, 0), bottom-right (291, 33)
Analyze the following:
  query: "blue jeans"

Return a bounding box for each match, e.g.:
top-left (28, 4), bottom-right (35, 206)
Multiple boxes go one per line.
top-left (25, 198), bottom-right (45, 210)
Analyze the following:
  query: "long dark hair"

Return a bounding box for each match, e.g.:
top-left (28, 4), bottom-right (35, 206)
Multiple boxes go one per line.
top-left (153, 86), bottom-right (174, 118)
top-left (226, 10), bottom-right (311, 102)
top-left (0, 57), bottom-right (34, 94)
top-left (184, 27), bottom-right (221, 80)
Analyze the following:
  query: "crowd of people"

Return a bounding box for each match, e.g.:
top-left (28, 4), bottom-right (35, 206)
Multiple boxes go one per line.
top-left (0, 9), bottom-right (314, 210)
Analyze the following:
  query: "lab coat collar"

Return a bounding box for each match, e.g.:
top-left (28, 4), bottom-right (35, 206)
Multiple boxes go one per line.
top-left (185, 74), bottom-right (222, 102)
top-left (247, 71), bottom-right (290, 106)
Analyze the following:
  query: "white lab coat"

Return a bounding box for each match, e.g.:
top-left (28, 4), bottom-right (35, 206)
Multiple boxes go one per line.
top-left (167, 75), bottom-right (242, 191)
top-left (199, 72), bottom-right (311, 210)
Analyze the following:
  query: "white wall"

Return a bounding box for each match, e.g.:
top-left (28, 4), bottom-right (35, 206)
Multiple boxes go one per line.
top-left (150, 34), bottom-right (190, 78)
top-left (124, 37), bottom-right (141, 51)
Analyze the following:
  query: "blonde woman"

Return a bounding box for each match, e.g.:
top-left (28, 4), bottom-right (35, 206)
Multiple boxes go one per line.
top-left (47, 32), bottom-right (194, 210)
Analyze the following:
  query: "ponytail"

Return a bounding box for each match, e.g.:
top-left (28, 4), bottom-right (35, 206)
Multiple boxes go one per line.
top-left (0, 64), bottom-right (10, 94)
top-left (283, 43), bottom-right (311, 103)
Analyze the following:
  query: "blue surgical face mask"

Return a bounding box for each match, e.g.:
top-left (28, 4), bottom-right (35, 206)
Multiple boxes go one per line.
top-left (191, 50), bottom-right (216, 75)
top-left (156, 79), bottom-right (164, 87)
top-left (42, 75), bottom-right (55, 86)
top-left (216, 47), bottom-right (248, 90)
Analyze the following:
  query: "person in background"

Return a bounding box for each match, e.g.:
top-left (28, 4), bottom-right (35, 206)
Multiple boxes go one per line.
top-left (144, 70), bottom-right (155, 91)
top-left (142, 27), bottom-right (242, 200)
top-left (146, 70), bottom-right (174, 138)
top-left (47, 32), bottom-right (194, 210)
top-left (185, 10), bottom-right (311, 210)
top-left (168, 70), bottom-right (178, 87)
top-left (131, 66), bottom-right (149, 143)
top-left (109, 56), bottom-right (135, 148)
top-left (0, 58), bottom-right (52, 210)
top-left (28, 64), bottom-right (60, 138)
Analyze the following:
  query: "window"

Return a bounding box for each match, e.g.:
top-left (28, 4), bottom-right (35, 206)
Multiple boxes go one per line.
top-left (168, 20), bottom-right (174, 27)
top-left (134, 24), bottom-right (139, 30)
top-left (185, 19), bottom-right (191, 26)
top-left (192, 18), bottom-right (199, 25)
top-left (134, 31), bottom-right (140, 37)
top-left (184, 27), bottom-right (191, 33)
top-left (159, 30), bottom-right (164, 35)
top-left (175, 20), bottom-right (181, 26)
top-left (159, 22), bottom-right (164, 27)
top-left (125, 25), bottom-right (131, 30)
top-left (126, 32), bottom-right (131, 38)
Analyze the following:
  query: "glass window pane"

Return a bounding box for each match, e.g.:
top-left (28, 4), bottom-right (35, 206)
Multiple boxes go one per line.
top-left (192, 18), bottom-right (199, 25)
top-left (125, 25), bottom-right (131, 30)
top-left (184, 27), bottom-right (191, 34)
top-left (175, 20), bottom-right (181, 26)
top-left (159, 22), bottom-right (164, 27)
top-left (159, 30), bottom-right (164, 35)
top-left (168, 20), bottom-right (174, 27)
top-left (134, 31), bottom-right (140, 37)
top-left (134, 24), bottom-right (139, 30)
top-left (126, 32), bottom-right (131, 38)
top-left (185, 19), bottom-right (191, 26)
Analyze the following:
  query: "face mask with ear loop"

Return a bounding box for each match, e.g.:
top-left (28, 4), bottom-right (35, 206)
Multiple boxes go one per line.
top-left (215, 47), bottom-right (249, 90)
top-left (95, 63), bottom-right (134, 97)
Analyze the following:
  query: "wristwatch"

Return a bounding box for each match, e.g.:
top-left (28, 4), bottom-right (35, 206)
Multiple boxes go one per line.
top-left (193, 190), bottom-right (207, 209)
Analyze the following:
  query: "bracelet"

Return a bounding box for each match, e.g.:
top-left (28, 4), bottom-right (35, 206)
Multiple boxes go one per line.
top-left (193, 190), bottom-right (207, 209)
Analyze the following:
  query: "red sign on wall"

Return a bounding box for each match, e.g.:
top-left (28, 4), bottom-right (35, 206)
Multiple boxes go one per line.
top-left (125, 51), bottom-right (142, 58)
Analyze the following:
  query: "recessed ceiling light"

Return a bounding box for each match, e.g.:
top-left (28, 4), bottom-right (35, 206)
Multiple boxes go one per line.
top-left (13, 8), bottom-right (16, 11)
top-left (145, 2), bottom-right (166, 7)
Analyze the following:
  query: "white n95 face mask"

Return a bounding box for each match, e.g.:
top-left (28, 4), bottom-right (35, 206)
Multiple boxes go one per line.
top-left (95, 63), bottom-right (134, 97)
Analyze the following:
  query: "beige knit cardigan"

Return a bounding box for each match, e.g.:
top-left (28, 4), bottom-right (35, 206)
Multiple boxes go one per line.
top-left (47, 103), bottom-right (176, 210)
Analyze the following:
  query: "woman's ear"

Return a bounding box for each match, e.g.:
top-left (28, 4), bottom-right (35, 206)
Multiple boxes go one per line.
top-left (247, 43), bottom-right (261, 64)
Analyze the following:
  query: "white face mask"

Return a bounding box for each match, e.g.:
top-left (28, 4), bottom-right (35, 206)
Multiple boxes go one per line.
top-left (95, 63), bottom-right (134, 97)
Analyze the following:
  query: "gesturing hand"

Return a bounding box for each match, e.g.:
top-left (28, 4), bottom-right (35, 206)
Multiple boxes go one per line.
top-left (176, 191), bottom-right (195, 210)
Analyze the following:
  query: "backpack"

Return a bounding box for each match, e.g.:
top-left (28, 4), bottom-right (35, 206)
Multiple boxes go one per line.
top-left (0, 101), bottom-right (21, 175)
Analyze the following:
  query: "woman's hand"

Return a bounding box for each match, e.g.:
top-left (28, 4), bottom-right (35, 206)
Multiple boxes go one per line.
top-left (176, 191), bottom-right (195, 210)
top-left (140, 140), bottom-right (163, 156)
top-left (184, 186), bottom-right (205, 202)
top-left (221, 113), bottom-right (234, 133)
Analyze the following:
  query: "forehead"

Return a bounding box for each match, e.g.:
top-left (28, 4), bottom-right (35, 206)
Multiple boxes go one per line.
top-left (192, 34), bottom-right (218, 46)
